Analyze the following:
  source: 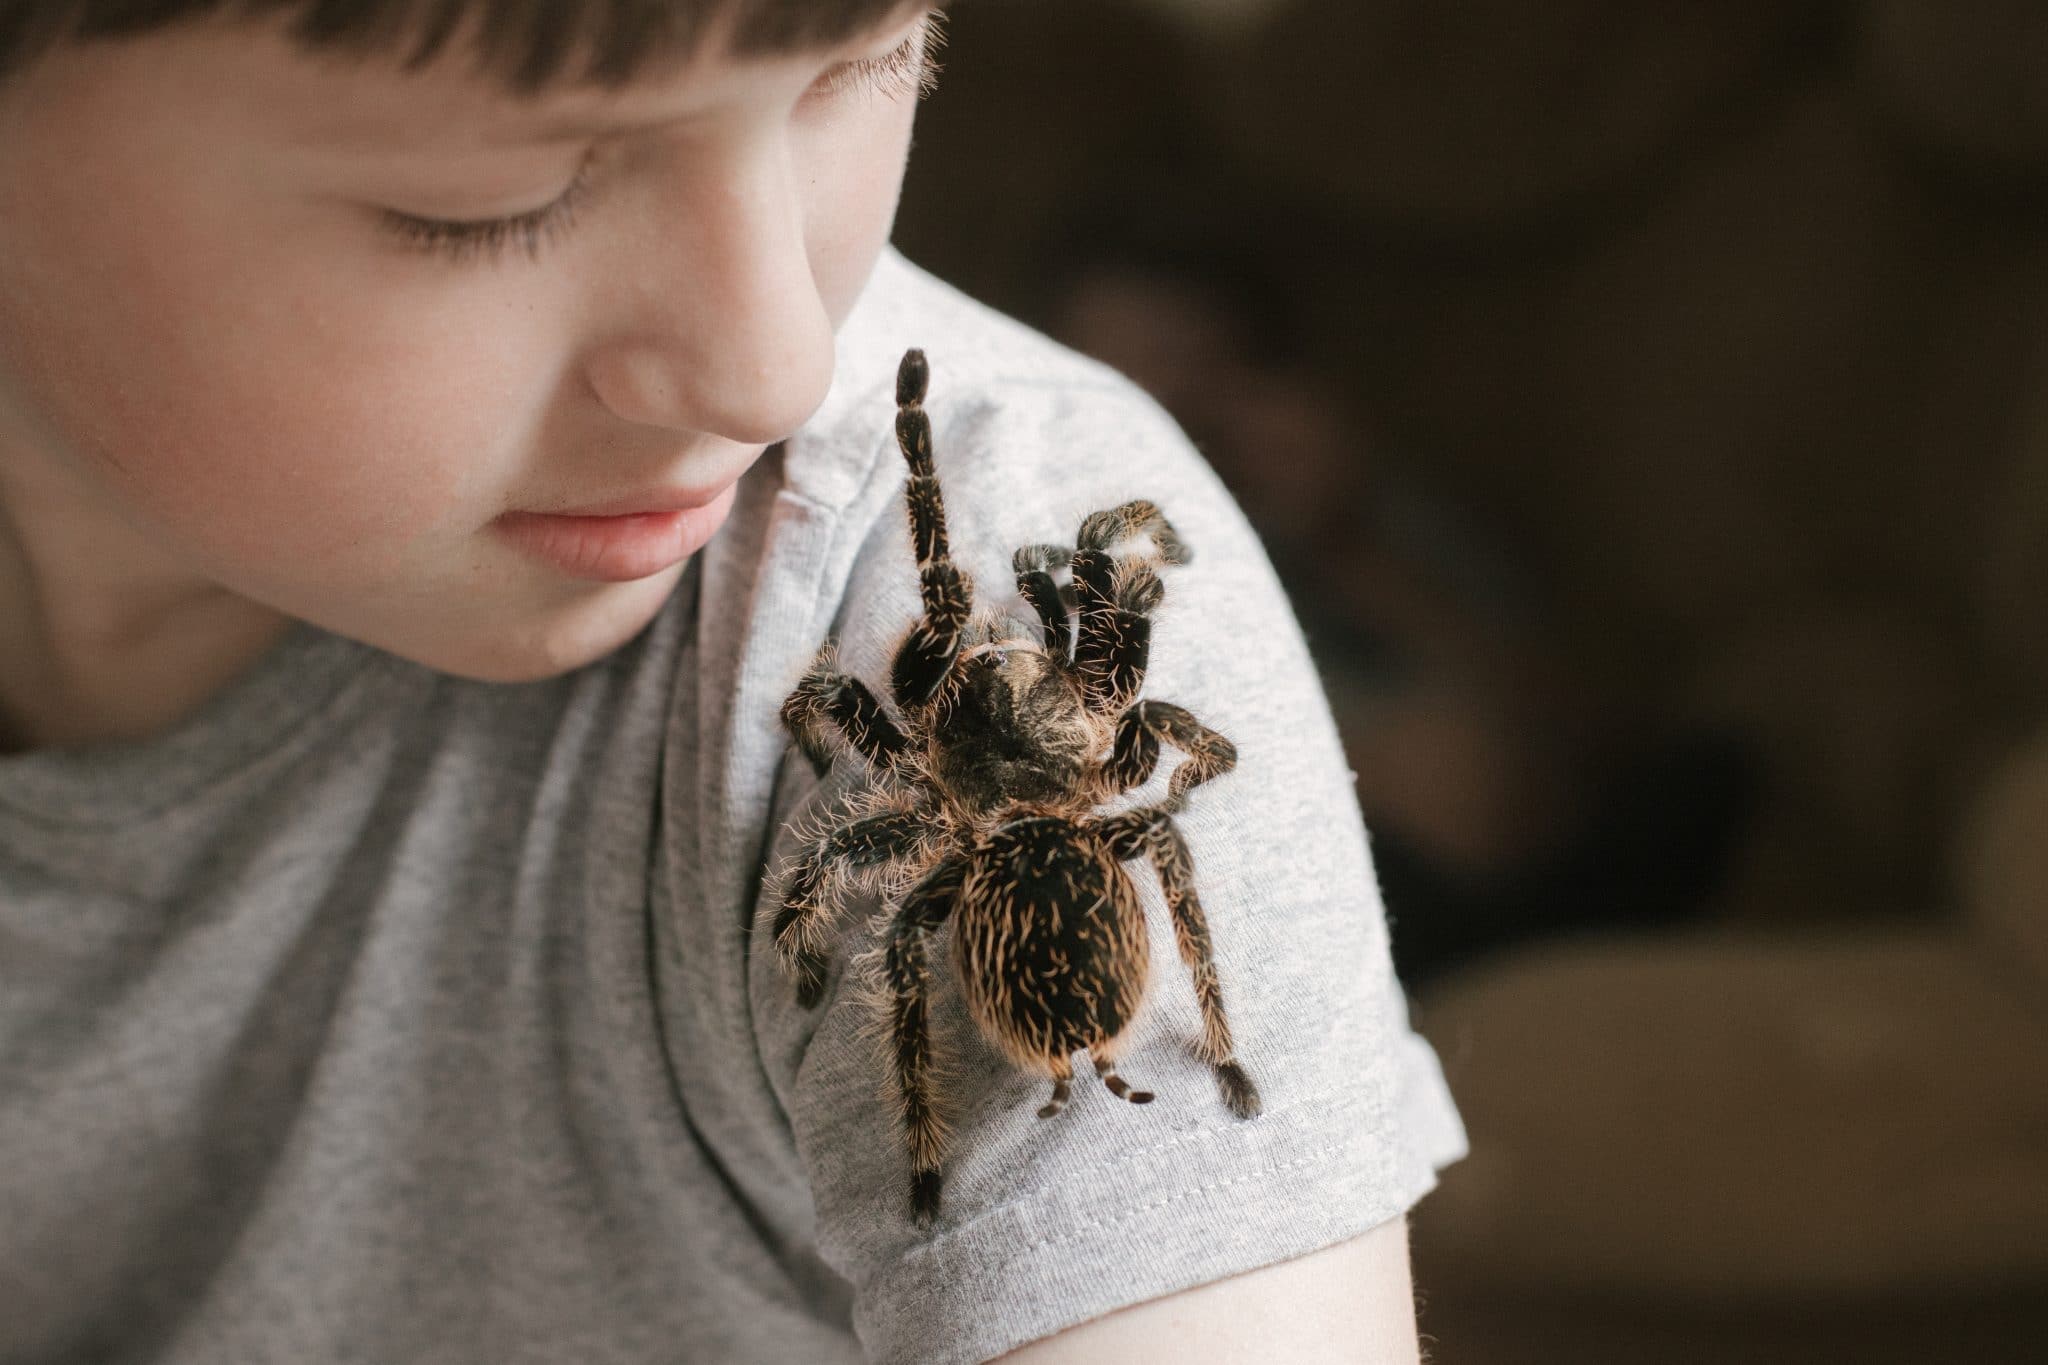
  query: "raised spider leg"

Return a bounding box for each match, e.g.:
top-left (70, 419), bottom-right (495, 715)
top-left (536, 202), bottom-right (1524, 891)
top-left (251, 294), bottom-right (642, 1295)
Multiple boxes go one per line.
top-left (1016, 501), bottom-right (1184, 685)
top-left (889, 349), bottom-right (975, 710)
top-left (1077, 498), bottom-right (1188, 565)
top-left (1068, 500), bottom-right (1184, 714)
top-left (1070, 551), bottom-right (1166, 714)
top-left (779, 645), bottom-right (909, 778)
top-left (1011, 543), bottom-right (1073, 656)
top-left (1095, 805), bottom-right (1262, 1119)
top-left (774, 809), bottom-right (929, 1009)
top-left (883, 853), bottom-right (969, 1226)
top-left (1102, 699), bottom-right (1239, 807)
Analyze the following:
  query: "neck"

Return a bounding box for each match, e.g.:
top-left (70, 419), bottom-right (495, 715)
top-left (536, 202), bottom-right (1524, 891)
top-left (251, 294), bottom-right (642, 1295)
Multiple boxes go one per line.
top-left (0, 469), bottom-right (290, 753)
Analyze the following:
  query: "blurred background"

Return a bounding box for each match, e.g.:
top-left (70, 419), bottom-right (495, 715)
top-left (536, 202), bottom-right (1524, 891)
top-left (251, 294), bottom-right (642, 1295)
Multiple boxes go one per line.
top-left (890, 0), bottom-right (2048, 1359)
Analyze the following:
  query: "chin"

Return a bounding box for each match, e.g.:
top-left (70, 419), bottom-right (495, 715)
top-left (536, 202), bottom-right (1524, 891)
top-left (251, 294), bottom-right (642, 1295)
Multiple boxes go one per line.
top-left (400, 564), bottom-right (687, 684)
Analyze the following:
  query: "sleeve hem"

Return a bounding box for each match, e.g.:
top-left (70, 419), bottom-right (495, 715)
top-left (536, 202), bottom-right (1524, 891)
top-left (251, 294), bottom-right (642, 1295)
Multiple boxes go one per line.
top-left (850, 1070), bottom-right (1454, 1365)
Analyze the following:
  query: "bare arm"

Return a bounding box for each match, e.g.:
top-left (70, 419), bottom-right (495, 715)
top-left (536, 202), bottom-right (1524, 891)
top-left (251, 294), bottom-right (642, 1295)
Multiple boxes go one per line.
top-left (993, 1215), bottom-right (1421, 1364)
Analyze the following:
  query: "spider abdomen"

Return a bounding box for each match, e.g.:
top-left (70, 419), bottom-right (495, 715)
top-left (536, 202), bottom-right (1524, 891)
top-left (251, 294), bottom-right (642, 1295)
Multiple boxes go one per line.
top-left (954, 815), bottom-right (1150, 1075)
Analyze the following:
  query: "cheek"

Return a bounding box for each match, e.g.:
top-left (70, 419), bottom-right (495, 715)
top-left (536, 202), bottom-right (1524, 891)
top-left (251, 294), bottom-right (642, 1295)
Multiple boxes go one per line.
top-left (3, 216), bottom-right (540, 580)
top-left (0, 47), bottom-right (552, 591)
top-left (802, 98), bottom-right (919, 324)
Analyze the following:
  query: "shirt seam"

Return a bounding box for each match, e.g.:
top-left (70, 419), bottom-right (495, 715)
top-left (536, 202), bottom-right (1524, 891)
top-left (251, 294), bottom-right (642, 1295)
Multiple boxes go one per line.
top-left (1021, 1129), bottom-right (1366, 1254)
top-left (889, 1086), bottom-right (1384, 1266)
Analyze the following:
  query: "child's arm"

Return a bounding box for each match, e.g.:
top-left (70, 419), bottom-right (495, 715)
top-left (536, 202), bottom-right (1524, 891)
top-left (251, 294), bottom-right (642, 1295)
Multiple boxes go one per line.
top-left (998, 1216), bottom-right (1419, 1363)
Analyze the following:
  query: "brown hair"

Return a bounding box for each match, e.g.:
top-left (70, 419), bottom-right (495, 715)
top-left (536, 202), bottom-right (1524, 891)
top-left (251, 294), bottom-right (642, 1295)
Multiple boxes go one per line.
top-left (0, 0), bottom-right (936, 95)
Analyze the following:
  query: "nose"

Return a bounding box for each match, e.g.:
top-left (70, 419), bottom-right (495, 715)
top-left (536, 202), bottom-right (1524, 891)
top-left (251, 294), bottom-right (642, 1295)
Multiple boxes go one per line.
top-left (583, 130), bottom-right (837, 446)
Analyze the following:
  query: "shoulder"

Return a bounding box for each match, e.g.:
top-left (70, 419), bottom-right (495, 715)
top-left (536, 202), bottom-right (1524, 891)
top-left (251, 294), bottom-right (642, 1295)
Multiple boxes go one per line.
top-left (827, 245), bottom-right (1143, 409)
top-left (758, 253), bottom-right (1467, 1365)
top-left (808, 248), bottom-right (1266, 673)
top-left (797, 247), bottom-right (1238, 544)
top-left (801, 250), bottom-right (1345, 882)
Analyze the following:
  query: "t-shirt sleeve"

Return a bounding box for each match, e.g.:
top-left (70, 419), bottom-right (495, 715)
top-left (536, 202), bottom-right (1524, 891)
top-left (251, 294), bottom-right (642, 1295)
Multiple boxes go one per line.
top-left (754, 372), bottom-right (1468, 1365)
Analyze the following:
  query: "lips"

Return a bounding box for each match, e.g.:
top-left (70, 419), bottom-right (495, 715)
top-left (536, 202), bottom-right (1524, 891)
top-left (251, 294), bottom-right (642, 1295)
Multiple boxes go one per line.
top-left (493, 482), bottom-right (741, 581)
top-left (527, 485), bottom-right (730, 518)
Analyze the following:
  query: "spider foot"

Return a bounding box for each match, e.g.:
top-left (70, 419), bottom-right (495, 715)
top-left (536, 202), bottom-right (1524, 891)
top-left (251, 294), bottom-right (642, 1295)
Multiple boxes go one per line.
top-left (1036, 1076), bottom-right (1072, 1119)
top-left (794, 954), bottom-right (830, 1010)
top-left (910, 1168), bottom-right (943, 1227)
top-left (1214, 1061), bottom-right (1262, 1119)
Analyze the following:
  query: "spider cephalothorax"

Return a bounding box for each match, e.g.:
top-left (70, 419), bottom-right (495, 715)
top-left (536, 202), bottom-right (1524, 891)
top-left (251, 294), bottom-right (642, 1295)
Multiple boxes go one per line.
top-left (772, 347), bottom-right (1260, 1225)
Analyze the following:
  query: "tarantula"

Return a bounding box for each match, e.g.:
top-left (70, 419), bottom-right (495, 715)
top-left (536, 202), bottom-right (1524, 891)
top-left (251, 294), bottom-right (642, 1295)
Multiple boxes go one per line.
top-left (772, 347), bottom-right (1261, 1225)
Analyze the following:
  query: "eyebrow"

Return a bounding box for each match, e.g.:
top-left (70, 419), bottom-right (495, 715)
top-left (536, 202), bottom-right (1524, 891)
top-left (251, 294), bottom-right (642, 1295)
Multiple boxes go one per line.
top-left (501, 0), bottom-right (944, 145)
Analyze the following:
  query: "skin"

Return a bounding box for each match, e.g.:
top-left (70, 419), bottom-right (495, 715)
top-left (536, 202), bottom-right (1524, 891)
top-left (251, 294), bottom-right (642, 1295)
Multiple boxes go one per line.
top-left (0, 5), bottom-right (1425, 1355)
top-left (1002, 1216), bottom-right (1418, 1364)
top-left (0, 1), bottom-right (933, 749)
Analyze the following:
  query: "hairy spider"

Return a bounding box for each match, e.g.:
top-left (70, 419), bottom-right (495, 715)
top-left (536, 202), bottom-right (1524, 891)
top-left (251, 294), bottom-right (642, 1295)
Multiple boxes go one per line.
top-left (771, 347), bottom-right (1262, 1225)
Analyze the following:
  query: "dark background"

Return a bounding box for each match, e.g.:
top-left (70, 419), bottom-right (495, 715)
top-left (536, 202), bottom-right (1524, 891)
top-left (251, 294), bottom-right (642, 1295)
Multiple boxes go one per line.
top-left (891, 1), bottom-right (2048, 1359)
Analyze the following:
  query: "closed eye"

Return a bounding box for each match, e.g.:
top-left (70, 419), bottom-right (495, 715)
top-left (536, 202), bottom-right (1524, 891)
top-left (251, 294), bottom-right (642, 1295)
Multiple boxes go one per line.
top-left (378, 153), bottom-right (598, 265)
top-left (375, 10), bottom-right (946, 267)
top-left (810, 11), bottom-right (946, 103)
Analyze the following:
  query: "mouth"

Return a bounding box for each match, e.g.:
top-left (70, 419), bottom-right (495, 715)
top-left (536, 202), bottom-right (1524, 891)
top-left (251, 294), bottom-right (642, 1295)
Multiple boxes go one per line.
top-left (522, 484), bottom-right (732, 518)
top-left (493, 482), bottom-right (741, 582)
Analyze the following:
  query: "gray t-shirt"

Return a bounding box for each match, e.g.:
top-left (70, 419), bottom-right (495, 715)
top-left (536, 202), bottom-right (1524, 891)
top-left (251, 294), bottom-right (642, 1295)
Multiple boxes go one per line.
top-left (0, 247), bottom-right (1466, 1364)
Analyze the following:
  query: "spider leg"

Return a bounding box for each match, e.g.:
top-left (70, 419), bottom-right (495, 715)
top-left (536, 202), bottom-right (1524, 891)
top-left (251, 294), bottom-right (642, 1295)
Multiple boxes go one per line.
top-left (1029, 501), bottom-right (1186, 697)
top-left (1078, 498), bottom-right (1189, 565)
top-left (1071, 551), bottom-right (1164, 714)
top-left (884, 853), bottom-right (969, 1226)
top-left (1096, 806), bottom-right (1262, 1120)
top-left (780, 645), bottom-right (910, 778)
top-left (774, 809), bottom-right (930, 1009)
top-left (889, 349), bottom-right (975, 709)
top-left (1011, 543), bottom-right (1073, 656)
top-left (1101, 699), bottom-right (1239, 805)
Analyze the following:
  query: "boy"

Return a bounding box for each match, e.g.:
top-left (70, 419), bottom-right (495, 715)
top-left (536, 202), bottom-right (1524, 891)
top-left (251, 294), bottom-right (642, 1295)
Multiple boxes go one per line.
top-left (0, 1), bottom-right (1466, 1360)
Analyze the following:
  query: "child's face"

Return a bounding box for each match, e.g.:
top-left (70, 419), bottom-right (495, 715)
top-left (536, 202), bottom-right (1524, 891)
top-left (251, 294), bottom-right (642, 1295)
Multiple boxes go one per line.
top-left (0, 5), bottom-right (933, 682)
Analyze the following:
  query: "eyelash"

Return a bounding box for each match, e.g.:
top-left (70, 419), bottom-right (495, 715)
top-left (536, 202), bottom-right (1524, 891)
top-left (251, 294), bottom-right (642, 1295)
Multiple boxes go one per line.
top-left (379, 18), bottom-right (946, 268)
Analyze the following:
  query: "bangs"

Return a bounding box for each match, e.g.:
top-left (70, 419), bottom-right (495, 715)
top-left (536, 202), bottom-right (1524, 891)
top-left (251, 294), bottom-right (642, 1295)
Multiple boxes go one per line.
top-left (7, 0), bottom-right (937, 95)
